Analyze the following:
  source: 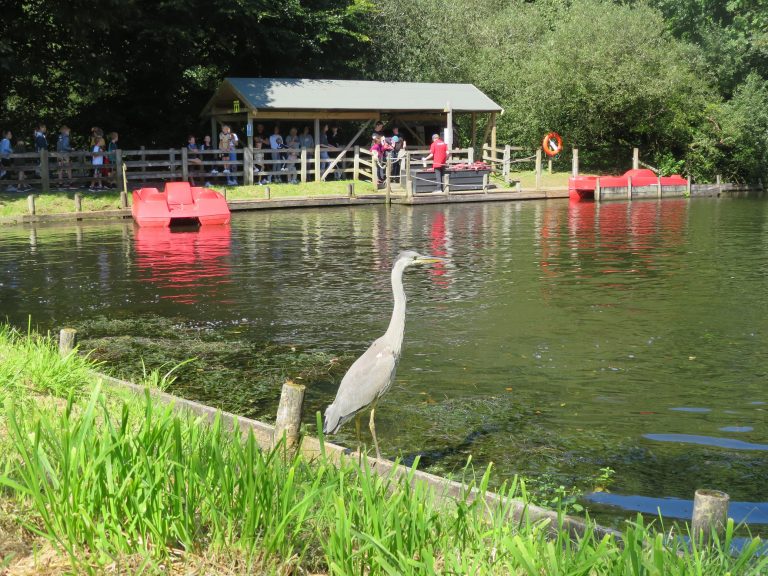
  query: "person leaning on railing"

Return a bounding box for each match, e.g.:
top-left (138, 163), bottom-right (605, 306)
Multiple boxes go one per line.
top-left (0, 130), bottom-right (12, 187)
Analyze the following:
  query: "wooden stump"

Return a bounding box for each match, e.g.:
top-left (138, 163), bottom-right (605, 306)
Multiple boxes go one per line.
top-left (59, 328), bottom-right (78, 357)
top-left (273, 380), bottom-right (306, 451)
top-left (691, 489), bottom-right (729, 545)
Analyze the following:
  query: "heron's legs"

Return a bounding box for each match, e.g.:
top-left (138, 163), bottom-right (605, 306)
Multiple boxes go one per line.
top-left (369, 406), bottom-right (381, 460)
top-left (355, 413), bottom-right (363, 454)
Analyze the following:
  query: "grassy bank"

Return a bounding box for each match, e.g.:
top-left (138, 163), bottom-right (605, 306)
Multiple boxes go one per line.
top-left (0, 173), bottom-right (572, 220)
top-left (1, 325), bottom-right (766, 575)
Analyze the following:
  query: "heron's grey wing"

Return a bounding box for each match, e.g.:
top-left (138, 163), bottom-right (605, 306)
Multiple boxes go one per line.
top-left (324, 337), bottom-right (398, 433)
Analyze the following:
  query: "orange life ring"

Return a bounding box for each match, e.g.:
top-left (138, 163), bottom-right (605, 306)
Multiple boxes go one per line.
top-left (542, 132), bottom-right (563, 157)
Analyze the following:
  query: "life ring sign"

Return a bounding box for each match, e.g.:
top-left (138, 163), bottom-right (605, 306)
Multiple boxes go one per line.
top-left (542, 132), bottom-right (563, 157)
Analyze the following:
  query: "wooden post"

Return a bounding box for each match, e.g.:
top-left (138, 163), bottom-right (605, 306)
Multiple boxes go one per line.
top-left (181, 146), bottom-right (189, 182)
top-left (572, 148), bottom-right (579, 177)
top-left (120, 190), bottom-right (128, 208)
top-left (627, 175), bottom-right (632, 200)
top-left (687, 175), bottom-right (692, 197)
top-left (347, 182), bottom-right (354, 198)
top-left (300, 148), bottom-right (308, 183)
top-left (596, 177), bottom-right (601, 202)
top-left (272, 380), bottom-right (306, 451)
top-left (385, 155), bottom-right (392, 202)
top-left (265, 186), bottom-right (270, 199)
top-left (405, 154), bottom-right (412, 198)
top-left (27, 194), bottom-right (35, 215)
top-left (59, 328), bottom-right (77, 357)
top-left (443, 173), bottom-right (450, 195)
top-left (210, 117), bottom-right (217, 151)
top-left (244, 146), bottom-right (254, 186)
top-left (115, 149), bottom-right (124, 191)
top-left (632, 147), bottom-right (639, 170)
top-left (535, 149), bottom-right (542, 191)
top-left (716, 174), bottom-right (722, 195)
top-left (502, 145), bottom-right (511, 184)
top-left (482, 172), bottom-right (489, 194)
top-left (314, 118), bottom-right (321, 182)
top-left (74, 193), bottom-right (82, 212)
top-left (489, 112), bottom-right (497, 171)
top-left (467, 147), bottom-right (474, 163)
top-left (353, 146), bottom-right (360, 181)
top-left (548, 159), bottom-right (553, 174)
top-left (471, 112), bottom-right (477, 155)
top-left (140, 146), bottom-right (147, 182)
top-left (691, 489), bottom-right (729, 545)
top-left (657, 174), bottom-right (662, 198)
top-left (169, 149), bottom-right (176, 179)
top-left (40, 150), bottom-right (50, 193)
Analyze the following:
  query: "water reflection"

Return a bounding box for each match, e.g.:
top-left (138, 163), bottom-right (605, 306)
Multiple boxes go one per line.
top-left (134, 225), bottom-right (232, 304)
top-left (586, 492), bottom-right (768, 524)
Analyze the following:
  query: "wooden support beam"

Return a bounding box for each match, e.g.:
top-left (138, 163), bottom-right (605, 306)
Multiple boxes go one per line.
top-left (314, 118), bottom-right (321, 182)
top-left (321, 120), bottom-right (371, 181)
top-left (471, 112), bottom-right (477, 153)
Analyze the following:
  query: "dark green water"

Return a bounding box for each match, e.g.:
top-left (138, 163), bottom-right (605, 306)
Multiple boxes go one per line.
top-left (1, 198), bottom-right (766, 528)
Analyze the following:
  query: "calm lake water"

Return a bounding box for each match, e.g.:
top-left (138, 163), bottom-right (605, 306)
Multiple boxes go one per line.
top-left (1, 197), bottom-right (766, 528)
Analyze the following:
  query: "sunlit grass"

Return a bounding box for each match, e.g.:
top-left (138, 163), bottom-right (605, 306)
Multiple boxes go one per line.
top-left (0, 189), bottom-right (124, 217)
top-left (1, 324), bottom-right (767, 574)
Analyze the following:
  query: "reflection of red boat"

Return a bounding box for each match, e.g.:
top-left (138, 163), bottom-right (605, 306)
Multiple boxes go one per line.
top-left (132, 182), bottom-right (231, 226)
top-left (569, 169), bottom-right (687, 201)
top-left (134, 225), bottom-right (232, 304)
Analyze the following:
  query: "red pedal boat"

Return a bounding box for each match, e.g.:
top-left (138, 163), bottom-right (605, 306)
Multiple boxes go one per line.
top-left (132, 182), bottom-right (231, 226)
top-left (569, 169), bottom-right (687, 201)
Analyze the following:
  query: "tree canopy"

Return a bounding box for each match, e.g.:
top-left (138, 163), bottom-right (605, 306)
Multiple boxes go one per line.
top-left (1, 0), bottom-right (766, 181)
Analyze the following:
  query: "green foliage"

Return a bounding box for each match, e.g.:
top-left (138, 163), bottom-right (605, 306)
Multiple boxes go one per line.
top-left (1, 328), bottom-right (768, 573)
top-left (0, 0), bottom-right (374, 146)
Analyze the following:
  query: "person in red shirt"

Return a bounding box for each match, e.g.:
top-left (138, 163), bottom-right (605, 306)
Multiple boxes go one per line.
top-left (424, 133), bottom-right (449, 192)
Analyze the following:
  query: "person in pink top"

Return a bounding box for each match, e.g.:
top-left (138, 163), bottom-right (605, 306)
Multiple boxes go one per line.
top-left (424, 133), bottom-right (449, 191)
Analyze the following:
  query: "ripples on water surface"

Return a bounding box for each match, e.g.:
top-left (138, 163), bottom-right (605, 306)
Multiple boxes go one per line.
top-left (1, 197), bottom-right (766, 528)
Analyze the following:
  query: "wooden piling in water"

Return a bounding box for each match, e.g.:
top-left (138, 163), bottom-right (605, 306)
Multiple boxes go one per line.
top-left (59, 328), bottom-right (77, 357)
top-left (265, 186), bottom-right (271, 200)
top-left (347, 182), bottom-right (354, 198)
top-left (27, 194), bottom-right (35, 215)
top-left (74, 193), bottom-right (82, 212)
top-left (627, 176), bottom-right (632, 200)
top-left (691, 489), bottom-right (729, 545)
top-left (273, 380), bottom-right (306, 451)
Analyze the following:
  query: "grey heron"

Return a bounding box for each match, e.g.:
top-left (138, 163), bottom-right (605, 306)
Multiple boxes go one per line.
top-left (323, 250), bottom-right (445, 459)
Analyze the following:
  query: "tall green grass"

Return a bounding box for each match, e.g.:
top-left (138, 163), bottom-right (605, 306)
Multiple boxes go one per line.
top-left (1, 326), bottom-right (767, 574)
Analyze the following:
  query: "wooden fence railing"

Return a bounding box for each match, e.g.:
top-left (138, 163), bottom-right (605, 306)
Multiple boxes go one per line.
top-left (1, 145), bottom-right (538, 195)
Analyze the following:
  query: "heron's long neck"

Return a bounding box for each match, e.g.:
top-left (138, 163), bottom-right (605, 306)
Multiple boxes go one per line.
top-left (384, 263), bottom-right (407, 356)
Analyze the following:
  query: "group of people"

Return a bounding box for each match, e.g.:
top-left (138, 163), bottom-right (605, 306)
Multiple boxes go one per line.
top-left (369, 122), bottom-right (408, 183)
top-left (185, 123), bottom-right (348, 187)
top-left (0, 124), bottom-right (120, 192)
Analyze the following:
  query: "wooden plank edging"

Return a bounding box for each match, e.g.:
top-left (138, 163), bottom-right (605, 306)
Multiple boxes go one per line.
top-left (93, 371), bottom-right (621, 542)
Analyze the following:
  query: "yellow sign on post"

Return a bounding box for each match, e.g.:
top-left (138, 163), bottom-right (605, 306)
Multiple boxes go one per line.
top-left (233, 100), bottom-right (240, 113)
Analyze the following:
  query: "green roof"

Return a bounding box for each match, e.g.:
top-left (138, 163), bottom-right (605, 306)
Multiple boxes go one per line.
top-left (205, 78), bottom-right (502, 113)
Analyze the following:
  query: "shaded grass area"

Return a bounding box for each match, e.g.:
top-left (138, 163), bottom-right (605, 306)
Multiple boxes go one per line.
top-left (1, 324), bottom-right (768, 574)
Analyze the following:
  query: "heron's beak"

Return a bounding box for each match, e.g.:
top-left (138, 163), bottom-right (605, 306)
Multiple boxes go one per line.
top-left (415, 255), bottom-right (446, 264)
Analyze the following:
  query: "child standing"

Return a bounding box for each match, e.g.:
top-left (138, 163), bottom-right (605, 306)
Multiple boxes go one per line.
top-left (56, 126), bottom-right (73, 189)
top-left (89, 136), bottom-right (106, 191)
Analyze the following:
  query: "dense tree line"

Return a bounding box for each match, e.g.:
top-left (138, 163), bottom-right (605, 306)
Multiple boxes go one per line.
top-left (1, 0), bottom-right (766, 181)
